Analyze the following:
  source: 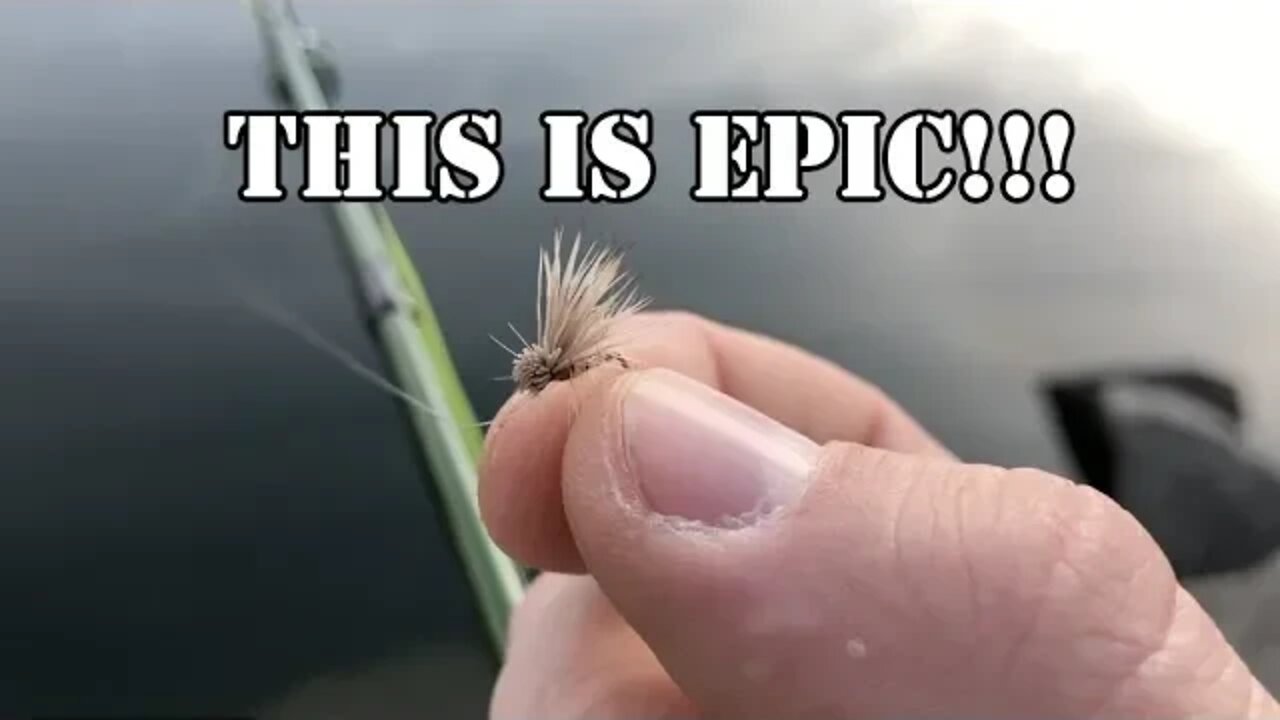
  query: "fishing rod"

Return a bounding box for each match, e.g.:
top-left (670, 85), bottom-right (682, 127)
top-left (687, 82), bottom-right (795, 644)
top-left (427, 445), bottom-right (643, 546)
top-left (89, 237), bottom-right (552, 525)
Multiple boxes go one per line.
top-left (243, 0), bottom-right (525, 656)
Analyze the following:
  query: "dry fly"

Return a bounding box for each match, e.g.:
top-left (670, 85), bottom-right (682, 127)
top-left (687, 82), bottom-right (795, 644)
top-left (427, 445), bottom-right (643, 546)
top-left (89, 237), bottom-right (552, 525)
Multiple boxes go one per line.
top-left (495, 229), bottom-right (649, 395)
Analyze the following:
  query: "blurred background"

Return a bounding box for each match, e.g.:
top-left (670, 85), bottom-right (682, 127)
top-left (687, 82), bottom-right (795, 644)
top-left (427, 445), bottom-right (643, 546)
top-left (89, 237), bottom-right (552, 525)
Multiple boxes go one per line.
top-left (1, 1), bottom-right (1277, 716)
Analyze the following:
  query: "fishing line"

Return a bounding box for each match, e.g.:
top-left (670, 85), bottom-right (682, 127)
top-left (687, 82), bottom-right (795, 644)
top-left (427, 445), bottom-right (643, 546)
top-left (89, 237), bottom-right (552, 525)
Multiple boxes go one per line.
top-left (223, 231), bottom-right (656, 428)
top-left (230, 281), bottom-right (485, 425)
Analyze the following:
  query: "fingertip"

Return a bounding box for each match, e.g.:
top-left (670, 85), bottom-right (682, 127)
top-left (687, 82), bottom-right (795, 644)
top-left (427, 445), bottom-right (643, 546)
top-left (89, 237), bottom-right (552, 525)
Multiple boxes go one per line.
top-left (479, 365), bottom-right (629, 573)
top-left (479, 384), bottom-right (581, 571)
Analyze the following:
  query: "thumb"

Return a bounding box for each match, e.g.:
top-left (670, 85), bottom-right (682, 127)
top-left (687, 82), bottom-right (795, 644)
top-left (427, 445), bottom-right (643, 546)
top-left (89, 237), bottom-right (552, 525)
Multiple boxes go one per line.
top-left (561, 368), bottom-right (1277, 719)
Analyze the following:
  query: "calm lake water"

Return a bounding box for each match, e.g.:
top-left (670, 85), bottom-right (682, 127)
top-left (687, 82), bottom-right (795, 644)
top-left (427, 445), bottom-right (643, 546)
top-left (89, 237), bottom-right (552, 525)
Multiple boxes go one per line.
top-left (1, 1), bottom-right (1277, 715)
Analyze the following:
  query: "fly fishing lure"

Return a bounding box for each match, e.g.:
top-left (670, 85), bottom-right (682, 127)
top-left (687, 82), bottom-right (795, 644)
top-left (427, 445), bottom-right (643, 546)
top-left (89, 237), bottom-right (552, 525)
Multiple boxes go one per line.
top-left (497, 229), bottom-right (649, 395)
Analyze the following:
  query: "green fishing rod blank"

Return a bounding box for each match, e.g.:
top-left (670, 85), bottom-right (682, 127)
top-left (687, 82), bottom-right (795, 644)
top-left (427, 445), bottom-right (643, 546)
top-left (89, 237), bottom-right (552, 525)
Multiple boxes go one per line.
top-left (244, 0), bottom-right (525, 656)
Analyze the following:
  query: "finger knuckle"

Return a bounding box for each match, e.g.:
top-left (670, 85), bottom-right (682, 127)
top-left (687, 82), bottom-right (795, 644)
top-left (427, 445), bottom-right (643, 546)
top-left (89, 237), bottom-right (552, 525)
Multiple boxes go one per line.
top-left (997, 469), bottom-right (1181, 701)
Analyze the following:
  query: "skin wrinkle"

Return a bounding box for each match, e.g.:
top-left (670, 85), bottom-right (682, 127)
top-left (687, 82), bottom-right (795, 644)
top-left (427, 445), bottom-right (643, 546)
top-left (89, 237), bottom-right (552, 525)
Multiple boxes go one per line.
top-left (975, 470), bottom-right (1173, 716)
top-left (993, 477), bottom-right (1063, 695)
top-left (933, 463), bottom-right (978, 645)
top-left (889, 451), bottom-right (944, 632)
top-left (926, 473), bottom-right (967, 640)
top-left (828, 446), bottom-right (923, 628)
top-left (930, 462), bottom-right (1006, 660)
top-left (1103, 588), bottom-right (1250, 718)
top-left (951, 465), bottom-right (984, 650)
top-left (1044, 481), bottom-right (1182, 718)
top-left (917, 458), bottom-right (955, 632)
top-left (1194, 633), bottom-right (1244, 711)
top-left (819, 458), bottom-right (911, 666)
top-left (1045, 488), bottom-right (1122, 715)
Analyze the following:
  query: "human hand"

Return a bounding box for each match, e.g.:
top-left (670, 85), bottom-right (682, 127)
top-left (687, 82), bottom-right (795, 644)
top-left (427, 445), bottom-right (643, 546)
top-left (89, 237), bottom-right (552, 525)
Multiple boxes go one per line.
top-left (480, 312), bottom-right (1279, 719)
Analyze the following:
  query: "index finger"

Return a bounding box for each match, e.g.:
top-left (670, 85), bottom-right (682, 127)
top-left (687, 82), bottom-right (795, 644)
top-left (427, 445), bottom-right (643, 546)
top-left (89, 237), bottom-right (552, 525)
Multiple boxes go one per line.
top-left (480, 310), bottom-right (950, 572)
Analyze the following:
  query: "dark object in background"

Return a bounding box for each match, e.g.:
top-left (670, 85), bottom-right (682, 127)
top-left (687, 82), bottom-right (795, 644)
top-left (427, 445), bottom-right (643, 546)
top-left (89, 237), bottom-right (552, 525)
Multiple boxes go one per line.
top-left (1043, 369), bottom-right (1280, 579)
